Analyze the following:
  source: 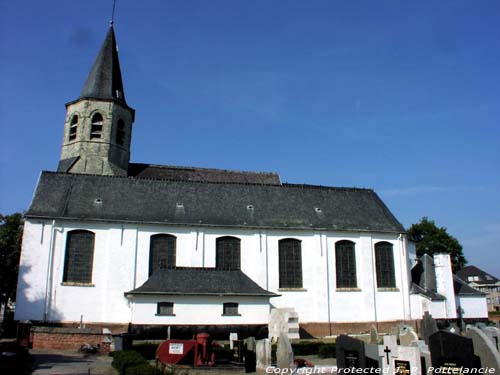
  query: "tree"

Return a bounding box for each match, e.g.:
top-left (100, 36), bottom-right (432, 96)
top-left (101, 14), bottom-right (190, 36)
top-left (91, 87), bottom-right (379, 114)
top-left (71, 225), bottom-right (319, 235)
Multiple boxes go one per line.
top-left (0, 213), bottom-right (24, 301)
top-left (407, 217), bottom-right (467, 272)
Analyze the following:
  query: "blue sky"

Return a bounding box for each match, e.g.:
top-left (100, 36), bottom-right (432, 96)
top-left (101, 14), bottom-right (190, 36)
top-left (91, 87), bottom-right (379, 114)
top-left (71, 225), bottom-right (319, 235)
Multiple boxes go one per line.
top-left (1, 1), bottom-right (499, 276)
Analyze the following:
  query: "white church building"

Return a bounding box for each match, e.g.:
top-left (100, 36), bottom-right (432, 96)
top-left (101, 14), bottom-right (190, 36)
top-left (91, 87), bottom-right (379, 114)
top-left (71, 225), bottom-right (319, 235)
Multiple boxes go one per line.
top-left (15, 25), bottom-right (487, 338)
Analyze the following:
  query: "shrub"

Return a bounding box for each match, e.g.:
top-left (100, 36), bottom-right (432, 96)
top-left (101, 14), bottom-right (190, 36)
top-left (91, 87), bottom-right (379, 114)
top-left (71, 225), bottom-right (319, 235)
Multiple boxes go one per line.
top-left (292, 341), bottom-right (323, 356)
top-left (318, 344), bottom-right (336, 359)
top-left (125, 363), bottom-right (163, 375)
top-left (112, 350), bottom-right (147, 375)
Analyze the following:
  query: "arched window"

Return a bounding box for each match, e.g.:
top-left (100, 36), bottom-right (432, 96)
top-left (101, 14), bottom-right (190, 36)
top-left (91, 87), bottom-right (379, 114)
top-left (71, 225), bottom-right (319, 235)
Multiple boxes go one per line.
top-left (63, 230), bottom-right (95, 284)
top-left (116, 119), bottom-right (125, 145)
top-left (216, 236), bottom-right (241, 270)
top-left (90, 113), bottom-right (103, 139)
top-left (278, 238), bottom-right (302, 288)
top-left (149, 234), bottom-right (176, 276)
top-left (375, 242), bottom-right (396, 288)
top-left (68, 115), bottom-right (78, 141)
top-left (335, 240), bottom-right (357, 288)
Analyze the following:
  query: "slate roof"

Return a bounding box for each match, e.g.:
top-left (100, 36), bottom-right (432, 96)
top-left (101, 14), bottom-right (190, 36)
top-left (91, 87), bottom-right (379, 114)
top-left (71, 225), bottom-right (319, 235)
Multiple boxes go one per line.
top-left (125, 268), bottom-right (277, 297)
top-left (26, 171), bottom-right (405, 233)
top-left (456, 265), bottom-right (500, 285)
top-left (128, 163), bottom-right (281, 185)
top-left (410, 283), bottom-right (446, 301)
top-left (453, 275), bottom-right (486, 296)
top-left (76, 25), bottom-right (129, 107)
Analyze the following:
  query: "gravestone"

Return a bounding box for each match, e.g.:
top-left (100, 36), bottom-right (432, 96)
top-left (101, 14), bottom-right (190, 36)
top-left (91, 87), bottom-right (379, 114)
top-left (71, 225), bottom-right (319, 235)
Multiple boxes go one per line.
top-left (277, 332), bottom-right (294, 370)
top-left (481, 326), bottom-right (500, 352)
top-left (337, 335), bottom-right (379, 373)
top-left (229, 332), bottom-right (238, 350)
top-left (392, 346), bottom-right (423, 375)
top-left (465, 327), bottom-right (500, 370)
top-left (420, 311), bottom-right (438, 345)
top-left (399, 325), bottom-right (419, 346)
top-left (256, 338), bottom-right (271, 371)
top-left (429, 331), bottom-right (481, 373)
top-left (370, 325), bottom-right (379, 344)
top-left (412, 340), bottom-right (431, 373)
top-left (244, 336), bottom-right (257, 373)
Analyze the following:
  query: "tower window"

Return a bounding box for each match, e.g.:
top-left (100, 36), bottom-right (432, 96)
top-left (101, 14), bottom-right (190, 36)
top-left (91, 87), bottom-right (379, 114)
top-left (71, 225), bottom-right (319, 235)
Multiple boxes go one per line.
top-left (116, 119), bottom-right (125, 145)
top-left (335, 240), bottom-right (357, 288)
top-left (68, 115), bottom-right (78, 141)
top-left (278, 238), bottom-right (303, 288)
top-left (90, 113), bottom-right (103, 139)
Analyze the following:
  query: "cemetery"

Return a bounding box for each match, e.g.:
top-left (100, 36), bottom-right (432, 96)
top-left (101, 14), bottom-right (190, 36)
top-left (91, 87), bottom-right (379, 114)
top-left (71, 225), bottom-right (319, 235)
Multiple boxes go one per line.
top-left (100, 313), bottom-right (499, 374)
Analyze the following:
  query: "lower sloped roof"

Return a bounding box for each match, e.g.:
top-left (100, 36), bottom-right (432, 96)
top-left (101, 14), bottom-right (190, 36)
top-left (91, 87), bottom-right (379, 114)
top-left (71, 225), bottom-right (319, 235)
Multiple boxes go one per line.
top-left (27, 171), bottom-right (405, 232)
top-left (125, 268), bottom-right (277, 297)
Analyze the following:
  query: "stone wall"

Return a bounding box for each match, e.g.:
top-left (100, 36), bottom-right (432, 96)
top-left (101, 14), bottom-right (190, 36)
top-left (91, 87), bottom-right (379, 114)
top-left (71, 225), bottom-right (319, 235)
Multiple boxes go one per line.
top-left (300, 320), bottom-right (419, 337)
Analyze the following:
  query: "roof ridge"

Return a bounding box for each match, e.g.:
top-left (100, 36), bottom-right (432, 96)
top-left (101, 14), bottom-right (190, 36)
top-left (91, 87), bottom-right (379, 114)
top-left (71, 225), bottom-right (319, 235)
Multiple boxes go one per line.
top-left (129, 162), bottom-right (279, 176)
top-left (42, 170), bottom-right (372, 192)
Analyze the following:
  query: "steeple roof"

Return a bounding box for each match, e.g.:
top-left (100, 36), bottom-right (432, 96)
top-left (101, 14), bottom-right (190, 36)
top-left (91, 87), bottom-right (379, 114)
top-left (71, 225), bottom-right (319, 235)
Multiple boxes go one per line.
top-left (79, 25), bottom-right (127, 105)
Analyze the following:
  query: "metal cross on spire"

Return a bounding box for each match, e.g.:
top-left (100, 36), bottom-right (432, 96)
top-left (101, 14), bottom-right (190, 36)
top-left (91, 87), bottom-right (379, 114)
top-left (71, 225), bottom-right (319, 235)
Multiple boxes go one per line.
top-left (110, 0), bottom-right (117, 26)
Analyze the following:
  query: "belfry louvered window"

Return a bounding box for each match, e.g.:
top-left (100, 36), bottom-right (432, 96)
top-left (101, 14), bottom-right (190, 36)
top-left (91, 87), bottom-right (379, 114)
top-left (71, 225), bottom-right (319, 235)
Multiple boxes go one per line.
top-left (90, 113), bottom-right (103, 139)
top-left (116, 118), bottom-right (125, 145)
top-left (278, 238), bottom-right (303, 288)
top-left (335, 240), bottom-right (357, 288)
top-left (68, 115), bottom-right (78, 141)
top-left (375, 242), bottom-right (396, 288)
top-left (149, 234), bottom-right (176, 276)
top-left (216, 236), bottom-right (241, 270)
top-left (63, 230), bottom-right (95, 284)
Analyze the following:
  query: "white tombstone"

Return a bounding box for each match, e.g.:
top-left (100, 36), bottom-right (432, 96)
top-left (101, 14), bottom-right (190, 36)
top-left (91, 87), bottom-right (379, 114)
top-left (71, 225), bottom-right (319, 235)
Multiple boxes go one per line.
top-left (277, 332), bottom-right (294, 370)
top-left (229, 332), bottom-right (238, 350)
top-left (466, 327), bottom-right (500, 369)
top-left (256, 338), bottom-right (271, 371)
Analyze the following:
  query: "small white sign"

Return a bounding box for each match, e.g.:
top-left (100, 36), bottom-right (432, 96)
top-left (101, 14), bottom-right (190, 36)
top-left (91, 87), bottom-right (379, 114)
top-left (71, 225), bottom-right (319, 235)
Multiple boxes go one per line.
top-left (169, 343), bottom-right (184, 355)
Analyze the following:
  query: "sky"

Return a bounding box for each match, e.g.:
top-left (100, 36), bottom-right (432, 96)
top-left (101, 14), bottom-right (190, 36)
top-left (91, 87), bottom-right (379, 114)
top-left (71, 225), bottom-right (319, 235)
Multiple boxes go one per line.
top-left (1, 1), bottom-right (499, 276)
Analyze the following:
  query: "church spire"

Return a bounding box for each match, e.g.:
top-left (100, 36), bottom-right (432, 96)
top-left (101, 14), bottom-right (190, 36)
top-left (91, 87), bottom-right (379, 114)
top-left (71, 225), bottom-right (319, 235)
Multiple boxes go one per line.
top-left (79, 25), bottom-right (127, 105)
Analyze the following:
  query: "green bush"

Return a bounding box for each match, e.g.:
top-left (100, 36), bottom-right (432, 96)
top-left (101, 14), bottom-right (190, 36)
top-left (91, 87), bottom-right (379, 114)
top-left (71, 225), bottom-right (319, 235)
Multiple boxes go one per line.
top-left (318, 344), bottom-right (336, 359)
top-left (132, 343), bottom-right (159, 360)
top-left (125, 363), bottom-right (163, 375)
top-left (112, 351), bottom-right (147, 375)
top-left (292, 341), bottom-right (323, 356)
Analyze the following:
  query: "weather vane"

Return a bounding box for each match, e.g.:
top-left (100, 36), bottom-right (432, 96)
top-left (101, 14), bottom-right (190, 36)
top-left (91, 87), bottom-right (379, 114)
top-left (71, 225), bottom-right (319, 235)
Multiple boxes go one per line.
top-left (110, 0), bottom-right (117, 26)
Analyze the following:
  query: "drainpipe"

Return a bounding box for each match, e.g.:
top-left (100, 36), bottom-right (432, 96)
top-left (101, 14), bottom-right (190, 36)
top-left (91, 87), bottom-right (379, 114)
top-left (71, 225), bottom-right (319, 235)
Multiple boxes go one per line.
top-left (324, 232), bottom-right (332, 336)
top-left (398, 234), bottom-right (410, 321)
top-left (265, 232), bottom-right (269, 290)
top-left (370, 236), bottom-right (378, 329)
top-left (133, 226), bottom-right (139, 288)
top-left (43, 220), bottom-right (56, 322)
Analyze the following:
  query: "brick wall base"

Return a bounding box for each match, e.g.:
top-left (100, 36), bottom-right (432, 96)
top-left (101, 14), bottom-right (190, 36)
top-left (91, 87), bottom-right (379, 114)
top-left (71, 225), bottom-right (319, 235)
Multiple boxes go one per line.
top-left (31, 327), bottom-right (113, 355)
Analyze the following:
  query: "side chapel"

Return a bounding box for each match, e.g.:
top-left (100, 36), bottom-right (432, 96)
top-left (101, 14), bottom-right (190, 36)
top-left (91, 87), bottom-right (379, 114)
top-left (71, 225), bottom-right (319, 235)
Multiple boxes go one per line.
top-left (15, 24), bottom-right (487, 338)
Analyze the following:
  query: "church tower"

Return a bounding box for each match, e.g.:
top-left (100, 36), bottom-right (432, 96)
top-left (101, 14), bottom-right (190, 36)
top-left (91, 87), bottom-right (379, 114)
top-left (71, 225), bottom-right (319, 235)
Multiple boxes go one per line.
top-left (59, 24), bottom-right (135, 176)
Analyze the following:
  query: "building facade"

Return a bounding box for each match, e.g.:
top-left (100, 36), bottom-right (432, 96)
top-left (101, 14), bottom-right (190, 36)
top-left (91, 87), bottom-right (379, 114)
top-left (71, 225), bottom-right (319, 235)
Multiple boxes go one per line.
top-left (15, 25), bottom-right (487, 338)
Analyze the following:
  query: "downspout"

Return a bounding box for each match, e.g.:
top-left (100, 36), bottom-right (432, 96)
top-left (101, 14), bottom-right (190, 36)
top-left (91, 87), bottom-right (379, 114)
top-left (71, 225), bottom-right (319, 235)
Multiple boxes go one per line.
top-left (133, 226), bottom-right (139, 288)
top-left (398, 234), bottom-right (410, 321)
top-left (370, 236), bottom-right (378, 329)
top-left (265, 232), bottom-right (269, 290)
top-left (324, 232), bottom-right (332, 336)
top-left (43, 220), bottom-right (56, 322)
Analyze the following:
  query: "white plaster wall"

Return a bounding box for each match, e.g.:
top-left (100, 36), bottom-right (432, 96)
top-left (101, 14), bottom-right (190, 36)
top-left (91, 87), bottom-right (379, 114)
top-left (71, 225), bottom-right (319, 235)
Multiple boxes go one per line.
top-left (131, 296), bottom-right (270, 325)
top-left (15, 221), bottom-right (52, 321)
top-left (434, 254), bottom-right (457, 319)
top-left (16, 219), bottom-right (411, 326)
top-left (457, 296), bottom-right (488, 319)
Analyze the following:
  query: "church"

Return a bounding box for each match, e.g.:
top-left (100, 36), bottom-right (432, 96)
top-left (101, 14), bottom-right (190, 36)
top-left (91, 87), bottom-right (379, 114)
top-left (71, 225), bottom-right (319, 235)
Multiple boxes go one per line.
top-left (15, 24), bottom-right (487, 339)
